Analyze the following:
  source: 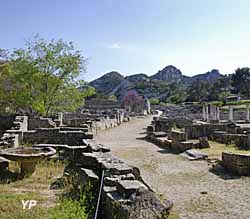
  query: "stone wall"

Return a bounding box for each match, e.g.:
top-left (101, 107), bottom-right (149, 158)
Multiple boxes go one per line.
top-left (220, 110), bottom-right (249, 121)
top-left (61, 142), bottom-right (173, 219)
top-left (0, 115), bottom-right (15, 136)
top-left (22, 128), bottom-right (93, 146)
top-left (28, 117), bottom-right (56, 130)
top-left (62, 111), bottom-right (125, 131)
top-left (153, 117), bottom-right (193, 132)
top-left (152, 104), bottom-right (202, 120)
top-left (222, 152), bottom-right (250, 175)
top-left (1, 116), bottom-right (28, 148)
top-left (83, 99), bottom-right (121, 110)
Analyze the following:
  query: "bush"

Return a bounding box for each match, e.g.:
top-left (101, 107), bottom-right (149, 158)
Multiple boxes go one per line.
top-left (149, 98), bottom-right (160, 105)
top-left (49, 198), bottom-right (87, 219)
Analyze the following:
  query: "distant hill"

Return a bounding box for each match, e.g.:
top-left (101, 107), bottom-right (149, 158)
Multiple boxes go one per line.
top-left (186, 69), bottom-right (221, 84)
top-left (150, 65), bottom-right (183, 83)
top-left (89, 65), bottom-right (222, 100)
top-left (89, 71), bottom-right (124, 95)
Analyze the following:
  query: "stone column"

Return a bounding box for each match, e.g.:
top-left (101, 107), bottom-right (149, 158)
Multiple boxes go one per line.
top-left (216, 106), bottom-right (220, 121)
top-left (211, 104), bottom-right (217, 120)
top-left (246, 104), bottom-right (250, 122)
top-left (209, 104), bottom-right (213, 120)
top-left (206, 104), bottom-right (210, 122)
top-left (202, 104), bottom-right (206, 121)
top-left (59, 112), bottom-right (63, 126)
top-left (229, 105), bottom-right (234, 121)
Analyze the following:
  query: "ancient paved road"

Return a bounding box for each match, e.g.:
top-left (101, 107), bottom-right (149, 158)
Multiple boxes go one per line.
top-left (95, 116), bottom-right (250, 219)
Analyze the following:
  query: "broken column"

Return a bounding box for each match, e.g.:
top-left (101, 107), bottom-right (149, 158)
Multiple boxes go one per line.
top-left (229, 105), bottom-right (234, 122)
top-left (246, 104), bottom-right (250, 122)
top-left (205, 104), bottom-right (210, 122)
top-left (216, 106), bottom-right (220, 121)
top-left (209, 104), bottom-right (214, 121)
top-left (202, 104), bottom-right (206, 121)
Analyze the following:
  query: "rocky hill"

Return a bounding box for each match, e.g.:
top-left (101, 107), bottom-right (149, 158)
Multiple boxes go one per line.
top-left (150, 65), bottom-right (183, 83)
top-left (187, 69), bottom-right (221, 84)
top-left (89, 71), bottom-right (124, 94)
top-left (89, 65), bottom-right (222, 100)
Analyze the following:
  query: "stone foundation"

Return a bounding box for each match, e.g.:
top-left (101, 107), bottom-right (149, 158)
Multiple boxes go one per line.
top-left (222, 152), bottom-right (250, 175)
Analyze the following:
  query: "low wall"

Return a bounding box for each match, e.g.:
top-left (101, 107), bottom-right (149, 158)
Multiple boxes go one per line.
top-left (152, 104), bottom-right (202, 120)
top-left (222, 152), bottom-right (250, 175)
top-left (28, 117), bottom-right (56, 130)
top-left (220, 111), bottom-right (249, 121)
top-left (62, 111), bottom-right (125, 130)
top-left (62, 143), bottom-right (173, 219)
top-left (0, 115), bottom-right (15, 136)
top-left (22, 128), bottom-right (93, 146)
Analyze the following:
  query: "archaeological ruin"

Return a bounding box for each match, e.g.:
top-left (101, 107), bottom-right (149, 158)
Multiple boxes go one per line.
top-left (1, 100), bottom-right (250, 218)
top-left (147, 102), bottom-right (250, 174)
top-left (0, 106), bottom-right (172, 219)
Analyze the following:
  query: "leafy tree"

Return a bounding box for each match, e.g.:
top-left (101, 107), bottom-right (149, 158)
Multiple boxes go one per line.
top-left (187, 80), bottom-right (211, 102)
top-left (208, 75), bottom-right (231, 101)
top-left (149, 98), bottom-right (160, 105)
top-left (231, 67), bottom-right (250, 98)
top-left (0, 37), bottom-right (95, 115)
top-left (168, 82), bottom-right (187, 103)
top-left (108, 95), bottom-right (117, 101)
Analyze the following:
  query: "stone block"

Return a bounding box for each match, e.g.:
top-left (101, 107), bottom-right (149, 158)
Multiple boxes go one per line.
top-left (199, 137), bottom-right (210, 148)
top-left (117, 180), bottom-right (147, 199)
top-left (0, 156), bottom-right (9, 171)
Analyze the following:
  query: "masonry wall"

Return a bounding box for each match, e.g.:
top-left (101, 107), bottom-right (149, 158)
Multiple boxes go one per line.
top-left (22, 128), bottom-right (93, 145)
top-left (63, 144), bottom-right (173, 219)
top-left (0, 115), bottom-right (15, 136)
top-left (222, 152), bottom-right (250, 175)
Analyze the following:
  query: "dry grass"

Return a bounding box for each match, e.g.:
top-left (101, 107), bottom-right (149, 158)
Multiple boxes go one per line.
top-left (183, 194), bottom-right (226, 217)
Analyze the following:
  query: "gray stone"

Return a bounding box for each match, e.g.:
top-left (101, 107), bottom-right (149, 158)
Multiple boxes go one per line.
top-left (199, 137), bottom-right (210, 148)
top-left (117, 180), bottom-right (147, 199)
top-left (0, 156), bottom-right (9, 171)
top-left (184, 149), bottom-right (208, 160)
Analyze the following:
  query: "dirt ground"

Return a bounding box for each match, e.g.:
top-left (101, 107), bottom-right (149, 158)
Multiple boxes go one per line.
top-left (95, 116), bottom-right (250, 219)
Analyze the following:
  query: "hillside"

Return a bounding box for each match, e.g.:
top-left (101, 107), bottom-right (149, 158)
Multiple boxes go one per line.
top-left (89, 65), bottom-right (222, 100)
top-left (89, 71), bottom-right (124, 95)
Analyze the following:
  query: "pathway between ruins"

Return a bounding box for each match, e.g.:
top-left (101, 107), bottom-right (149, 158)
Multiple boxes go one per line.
top-left (95, 116), bottom-right (250, 219)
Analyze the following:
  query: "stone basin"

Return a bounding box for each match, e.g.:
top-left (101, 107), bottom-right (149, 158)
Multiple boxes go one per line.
top-left (0, 147), bottom-right (56, 176)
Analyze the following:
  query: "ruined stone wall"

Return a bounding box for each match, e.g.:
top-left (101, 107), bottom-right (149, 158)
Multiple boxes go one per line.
top-left (84, 99), bottom-right (121, 110)
top-left (0, 115), bottom-right (15, 136)
top-left (153, 117), bottom-right (193, 132)
top-left (152, 104), bottom-right (202, 120)
top-left (22, 128), bottom-right (93, 146)
top-left (220, 110), bottom-right (249, 121)
top-left (28, 117), bottom-right (56, 130)
top-left (63, 111), bottom-right (126, 132)
top-left (62, 143), bottom-right (173, 219)
top-left (222, 152), bottom-right (250, 175)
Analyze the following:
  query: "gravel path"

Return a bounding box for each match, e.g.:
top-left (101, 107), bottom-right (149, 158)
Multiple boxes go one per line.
top-left (95, 116), bottom-right (250, 219)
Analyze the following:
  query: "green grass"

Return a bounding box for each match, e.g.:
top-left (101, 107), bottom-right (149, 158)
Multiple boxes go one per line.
top-left (49, 194), bottom-right (88, 219)
top-left (0, 192), bottom-right (49, 219)
top-left (0, 160), bottom-right (89, 219)
top-left (196, 141), bottom-right (250, 158)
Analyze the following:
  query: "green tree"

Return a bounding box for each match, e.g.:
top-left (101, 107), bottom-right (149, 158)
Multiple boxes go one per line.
top-left (0, 37), bottom-right (95, 115)
top-left (149, 98), bottom-right (160, 105)
top-left (187, 80), bottom-right (211, 102)
top-left (108, 94), bottom-right (117, 101)
top-left (208, 75), bottom-right (231, 101)
top-left (231, 67), bottom-right (250, 98)
top-left (168, 82), bottom-right (187, 103)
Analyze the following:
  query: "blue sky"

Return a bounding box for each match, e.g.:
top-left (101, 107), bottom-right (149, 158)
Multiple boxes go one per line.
top-left (1, 0), bottom-right (250, 81)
